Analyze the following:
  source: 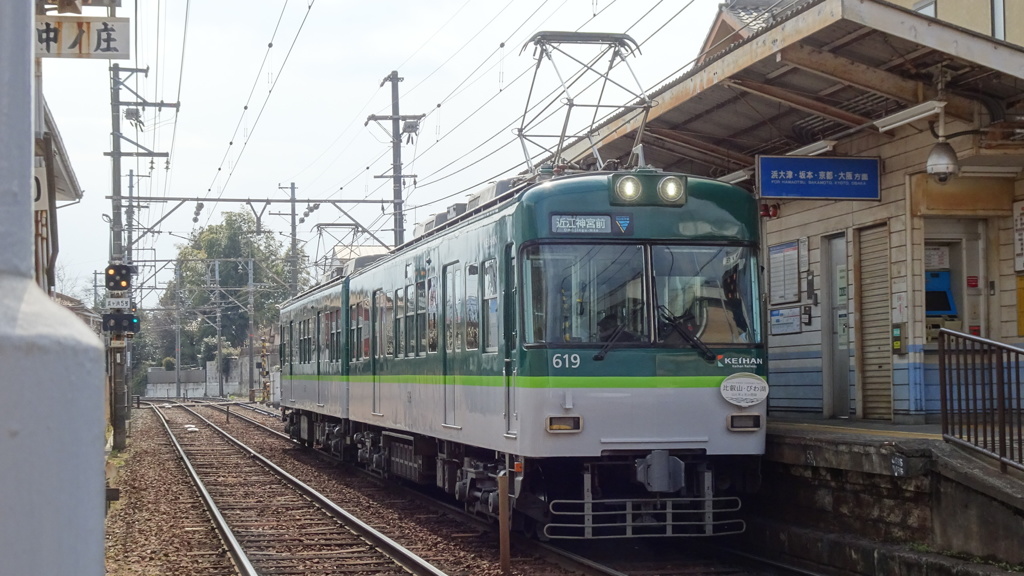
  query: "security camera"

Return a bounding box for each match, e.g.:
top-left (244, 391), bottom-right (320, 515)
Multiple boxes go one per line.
top-left (927, 141), bottom-right (958, 183)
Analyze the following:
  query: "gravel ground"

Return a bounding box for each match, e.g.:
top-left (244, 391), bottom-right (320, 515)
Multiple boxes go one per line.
top-left (105, 408), bottom-right (234, 576)
top-left (105, 404), bottom-right (578, 576)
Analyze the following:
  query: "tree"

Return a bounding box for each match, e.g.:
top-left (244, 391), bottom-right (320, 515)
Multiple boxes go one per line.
top-left (145, 210), bottom-right (308, 368)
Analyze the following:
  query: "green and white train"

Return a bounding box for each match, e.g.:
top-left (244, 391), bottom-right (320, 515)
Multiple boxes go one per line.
top-left (279, 168), bottom-right (768, 539)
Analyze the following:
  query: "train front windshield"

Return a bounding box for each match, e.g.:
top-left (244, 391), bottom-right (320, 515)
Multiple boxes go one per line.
top-left (523, 243), bottom-right (761, 346)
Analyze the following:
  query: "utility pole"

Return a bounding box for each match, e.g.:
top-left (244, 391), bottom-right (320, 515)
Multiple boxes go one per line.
top-left (213, 260), bottom-right (223, 397)
top-left (247, 256), bottom-right (255, 400)
top-left (175, 264), bottom-right (182, 397)
top-left (106, 63), bottom-right (178, 448)
top-left (106, 64), bottom-right (177, 261)
top-left (366, 71), bottom-right (423, 247)
top-left (277, 182), bottom-right (299, 298)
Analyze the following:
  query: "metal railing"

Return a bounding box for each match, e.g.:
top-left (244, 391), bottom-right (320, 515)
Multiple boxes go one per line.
top-left (938, 329), bottom-right (1024, 473)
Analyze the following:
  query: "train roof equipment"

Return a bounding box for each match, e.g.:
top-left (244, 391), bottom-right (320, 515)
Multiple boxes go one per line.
top-left (517, 31), bottom-right (652, 174)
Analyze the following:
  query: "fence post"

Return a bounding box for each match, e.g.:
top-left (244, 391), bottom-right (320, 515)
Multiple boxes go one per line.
top-left (996, 350), bottom-right (1007, 473)
top-left (939, 331), bottom-right (948, 437)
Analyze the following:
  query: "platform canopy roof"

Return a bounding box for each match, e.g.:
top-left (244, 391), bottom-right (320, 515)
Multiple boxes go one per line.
top-left (558, 0), bottom-right (1024, 182)
top-left (38, 98), bottom-right (84, 203)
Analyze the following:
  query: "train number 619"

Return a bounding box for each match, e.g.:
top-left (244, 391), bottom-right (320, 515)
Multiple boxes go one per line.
top-left (552, 353), bottom-right (581, 369)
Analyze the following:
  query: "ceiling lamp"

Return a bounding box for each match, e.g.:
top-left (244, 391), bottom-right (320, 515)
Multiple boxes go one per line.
top-left (787, 140), bottom-right (837, 156)
top-left (718, 169), bottom-right (752, 184)
top-left (874, 101), bottom-right (946, 132)
top-left (957, 165), bottom-right (1022, 178)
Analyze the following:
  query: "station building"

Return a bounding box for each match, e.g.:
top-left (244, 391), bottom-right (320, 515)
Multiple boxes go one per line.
top-left (560, 0), bottom-right (1024, 423)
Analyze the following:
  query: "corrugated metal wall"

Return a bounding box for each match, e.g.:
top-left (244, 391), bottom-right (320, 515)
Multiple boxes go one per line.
top-left (858, 224), bottom-right (892, 419)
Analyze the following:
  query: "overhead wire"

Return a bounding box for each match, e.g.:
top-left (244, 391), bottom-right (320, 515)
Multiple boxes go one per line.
top-left (399, 0), bottom-right (749, 230)
top-left (350, 2), bottom-right (571, 239)
top-left (200, 0), bottom-right (315, 217)
top-left (359, 0), bottom-right (632, 238)
top-left (424, 0), bottom-right (779, 199)
top-left (405, 0), bottom-right (646, 199)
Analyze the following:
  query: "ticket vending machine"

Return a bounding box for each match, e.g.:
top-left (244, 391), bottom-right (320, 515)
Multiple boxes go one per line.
top-left (925, 270), bottom-right (961, 340)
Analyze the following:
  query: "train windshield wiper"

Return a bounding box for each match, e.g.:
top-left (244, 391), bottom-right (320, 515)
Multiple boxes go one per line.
top-left (593, 325), bottom-right (626, 361)
top-left (657, 305), bottom-right (716, 364)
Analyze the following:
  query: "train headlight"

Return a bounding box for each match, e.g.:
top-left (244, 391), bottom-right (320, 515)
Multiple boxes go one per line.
top-left (728, 413), bottom-right (762, 431)
top-left (614, 175), bottom-right (642, 202)
top-left (546, 415), bottom-right (582, 433)
top-left (657, 176), bottom-right (685, 203)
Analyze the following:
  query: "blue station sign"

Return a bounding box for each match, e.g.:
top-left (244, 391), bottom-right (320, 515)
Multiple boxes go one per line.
top-left (757, 156), bottom-right (880, 200)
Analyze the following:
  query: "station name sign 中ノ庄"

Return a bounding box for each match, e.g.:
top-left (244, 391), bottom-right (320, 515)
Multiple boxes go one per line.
top-left (35, 15), bottom-right (130, 59)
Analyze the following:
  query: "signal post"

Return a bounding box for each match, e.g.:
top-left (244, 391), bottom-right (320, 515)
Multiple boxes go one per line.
top-left (102, 263), bottom-right (139, 450)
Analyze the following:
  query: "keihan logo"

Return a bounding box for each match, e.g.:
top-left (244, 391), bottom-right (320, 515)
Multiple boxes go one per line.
top-left (717, 355), bottom-right (763, 368)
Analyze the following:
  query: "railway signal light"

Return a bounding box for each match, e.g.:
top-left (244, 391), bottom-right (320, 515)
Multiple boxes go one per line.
top-left (105, 264), bottom-right (132, 290)
top-left (101, 313), bottom-right (140, 333)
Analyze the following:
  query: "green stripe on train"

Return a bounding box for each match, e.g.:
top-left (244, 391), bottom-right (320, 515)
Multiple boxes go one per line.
top-left (283, 375), bottom-right (724, 389)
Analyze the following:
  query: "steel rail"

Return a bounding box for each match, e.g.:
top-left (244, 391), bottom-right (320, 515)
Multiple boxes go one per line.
top-left (178, 404), bottom-right (449, 576)
top-left (151, 403), bottom-right (260, 576)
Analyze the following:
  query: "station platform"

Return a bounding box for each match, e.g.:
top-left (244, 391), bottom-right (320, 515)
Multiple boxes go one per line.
top-left (768, 416), bottom-right (943, 441)
top-left (746, 416), bottom-right (1024, 574)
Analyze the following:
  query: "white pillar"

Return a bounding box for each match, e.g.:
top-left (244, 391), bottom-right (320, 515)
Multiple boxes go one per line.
top-left (0, 3), bottom-right (106, 575)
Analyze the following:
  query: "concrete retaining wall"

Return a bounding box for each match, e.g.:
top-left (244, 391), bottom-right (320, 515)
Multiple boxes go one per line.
top-left (743, 433), bottom-right (1024, 571)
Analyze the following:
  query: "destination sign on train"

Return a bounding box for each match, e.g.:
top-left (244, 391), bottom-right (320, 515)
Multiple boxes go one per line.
top-left (550, 214), bottom-right (633, 235)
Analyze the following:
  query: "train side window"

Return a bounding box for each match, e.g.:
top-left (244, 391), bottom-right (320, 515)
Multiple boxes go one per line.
top-left (318, 311), bottom-right (326, 363)
top-left (395, 288), bottom-right (405, 358)
top-left (360, 297), bottom-right (371, 359)
top-left (372, 290), bottom-right (384, 358)
top-left (444, 266), bottom-right (457, 352)
top-left (427, 277), bottom-right (438, 353)
top-left (383, 291), bottom-right (394, 357)
top-left (333, 309), bottom-right (342, 361)
top-left (280, 323), bottom-right (287, 367)
top-left (349, 303), bottom-right (359, 361)
top-left (416, 280), bottom-right (427, 355)
top-left (326, 311), bottom-right (333, 362)
top-left (482, 259), bottom-right (498, 352)
top-left (466, 264), bottom-right (480, 350)
top-left (405, 285), bottom-right (416, 357)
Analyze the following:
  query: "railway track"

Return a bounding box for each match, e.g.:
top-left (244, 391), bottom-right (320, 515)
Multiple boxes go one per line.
top-left (190, 401), bottom-right (825, 576)
top-left (153, 403), bottom-right (446, 576)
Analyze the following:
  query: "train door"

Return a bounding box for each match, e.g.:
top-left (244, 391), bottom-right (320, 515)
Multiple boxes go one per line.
top-left (283, 321), bottom-right (293, 403)
top-left (823, 233), bottom-right (851, 418)
top-left (503, 243), bottom-right (518, 435)
top-left (442, 264), bottom-right (460, 426)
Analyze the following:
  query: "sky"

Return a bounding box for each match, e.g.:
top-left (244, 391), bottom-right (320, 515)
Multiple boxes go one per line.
top-left (42, 0), bottom-right (722, 306)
